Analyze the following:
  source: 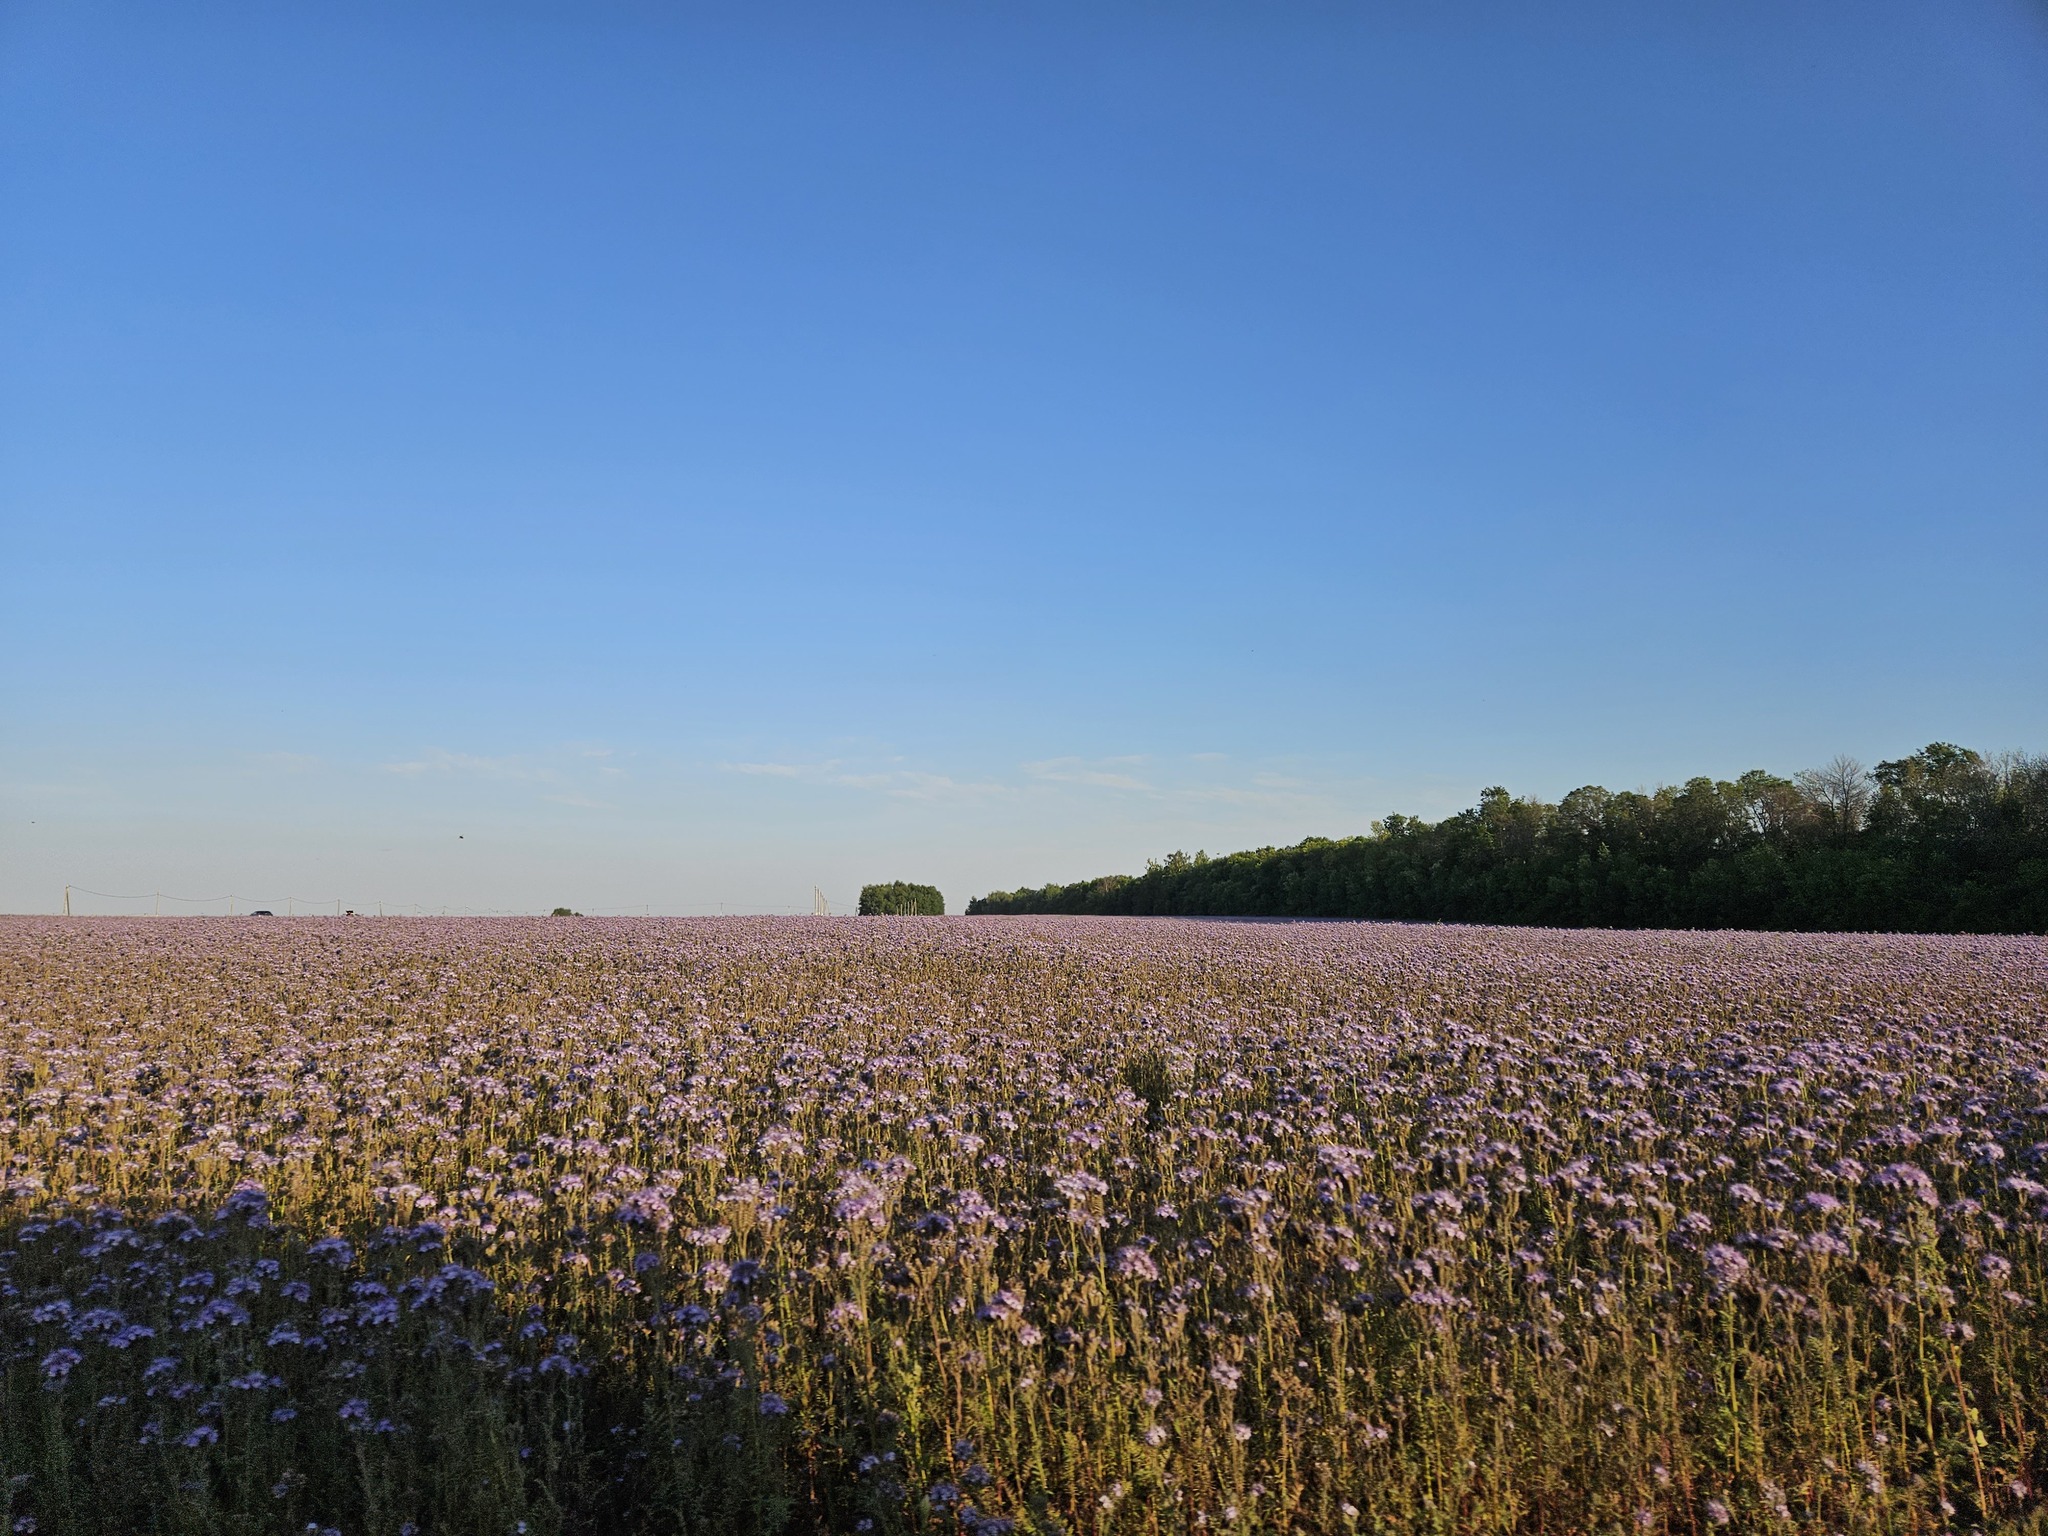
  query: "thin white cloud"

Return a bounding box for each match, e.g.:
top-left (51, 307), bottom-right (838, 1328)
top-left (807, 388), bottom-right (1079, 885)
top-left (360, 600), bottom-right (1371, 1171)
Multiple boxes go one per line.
top-left (1023, 757), bottom-right (1154, 791)
top-left (382, 748), bottom-right (542, 781)
top-left (839, 770), bottom-right (1012, 802)
top-left (722, 758), bottom-right (1010, 802)
top-left (375, 746), bottom-right (638, 818)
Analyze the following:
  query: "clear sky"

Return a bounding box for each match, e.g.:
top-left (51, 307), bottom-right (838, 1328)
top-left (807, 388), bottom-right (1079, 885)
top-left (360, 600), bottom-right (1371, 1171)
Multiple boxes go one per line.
top-left (3, 2), bottom-right (2045, 916)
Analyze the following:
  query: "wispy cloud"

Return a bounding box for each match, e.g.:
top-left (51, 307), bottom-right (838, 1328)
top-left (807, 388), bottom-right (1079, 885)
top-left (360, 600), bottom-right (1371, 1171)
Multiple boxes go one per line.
top-left (1017, 754), bottom-right (1353, 813)
top-left (720, 759), bottom-right (1010, 802)
top-left (1024, 757), bottom-right (1154, 791)
top-left (838, 770), bottom-right (1011, 802)
top-left (721, 749), bottom-right (1346, 815)
top-left (381, 748), bottom-right (554, 781)
top-left (379, 744), bottom-right (624, 797)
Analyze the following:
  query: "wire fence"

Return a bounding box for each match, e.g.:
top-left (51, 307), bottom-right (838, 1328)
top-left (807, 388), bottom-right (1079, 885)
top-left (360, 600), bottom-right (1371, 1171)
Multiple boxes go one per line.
top-left (50, 886), bottom-right (865, 919)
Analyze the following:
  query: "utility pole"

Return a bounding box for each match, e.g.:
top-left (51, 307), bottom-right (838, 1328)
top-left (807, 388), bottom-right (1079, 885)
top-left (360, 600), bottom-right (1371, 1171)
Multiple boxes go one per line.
top-left (155, 891), bottom-right (161, 916)
top-left (63, 885), bottom-right (70, 917)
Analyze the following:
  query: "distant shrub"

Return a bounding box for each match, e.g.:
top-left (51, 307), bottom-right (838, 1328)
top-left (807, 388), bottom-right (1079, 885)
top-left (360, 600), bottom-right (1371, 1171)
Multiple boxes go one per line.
top-left (857, 882), bottom-right (943, 916)
top-left (550, 907), bottom-right (581, 917)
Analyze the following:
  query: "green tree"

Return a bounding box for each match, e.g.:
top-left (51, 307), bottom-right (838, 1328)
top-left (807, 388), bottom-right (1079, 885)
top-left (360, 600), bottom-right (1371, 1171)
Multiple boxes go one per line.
top-left (857, 882), bottom-right (944, 916)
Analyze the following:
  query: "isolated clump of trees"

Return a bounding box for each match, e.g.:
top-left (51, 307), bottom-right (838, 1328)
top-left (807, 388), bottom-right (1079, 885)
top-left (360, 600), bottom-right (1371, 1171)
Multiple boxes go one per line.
top-left (858, 881), bottom-right (945, 916)
top-left (969, 743), bottom-right (2048, 932)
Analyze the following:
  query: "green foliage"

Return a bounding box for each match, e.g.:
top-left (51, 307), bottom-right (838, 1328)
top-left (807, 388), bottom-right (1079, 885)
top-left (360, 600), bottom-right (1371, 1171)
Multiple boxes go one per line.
top-left (857, 882), bottom-right (945, 916)
top-left (551, 907), bottom-right (581, 917)
top-left (969, 743), bottom-right (2048, 932)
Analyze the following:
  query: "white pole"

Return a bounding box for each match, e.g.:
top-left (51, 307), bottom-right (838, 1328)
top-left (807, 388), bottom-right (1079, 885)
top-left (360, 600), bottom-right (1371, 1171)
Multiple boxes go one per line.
top-left (155, 890), bottom-right (161, 916)
top-left (63, 885), bottom-right (71, 917)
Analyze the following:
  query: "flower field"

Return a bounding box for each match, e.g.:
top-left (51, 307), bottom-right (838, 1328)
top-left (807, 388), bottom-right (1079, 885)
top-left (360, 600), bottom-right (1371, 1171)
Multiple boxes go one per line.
top-left (3, 916), bottom-right (2046, 1536)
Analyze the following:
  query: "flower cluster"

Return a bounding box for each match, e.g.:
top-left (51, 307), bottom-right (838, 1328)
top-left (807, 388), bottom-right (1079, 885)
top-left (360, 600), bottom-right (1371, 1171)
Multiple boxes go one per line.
top-left (3, 915), bottom-right (2046, 1534)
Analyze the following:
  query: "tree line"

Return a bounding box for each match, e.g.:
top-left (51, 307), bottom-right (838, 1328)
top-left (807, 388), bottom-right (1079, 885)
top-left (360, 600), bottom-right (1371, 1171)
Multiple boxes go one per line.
top-left (967, 743), bottom-right (2048, 932)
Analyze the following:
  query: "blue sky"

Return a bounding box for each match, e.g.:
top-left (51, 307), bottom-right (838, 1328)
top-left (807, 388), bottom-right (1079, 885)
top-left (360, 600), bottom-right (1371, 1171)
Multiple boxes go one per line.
top-left (3, 2), bottom-right (2045, 915)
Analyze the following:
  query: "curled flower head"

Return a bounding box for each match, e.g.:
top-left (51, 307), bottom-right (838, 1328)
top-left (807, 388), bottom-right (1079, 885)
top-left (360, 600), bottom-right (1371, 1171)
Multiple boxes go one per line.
top-left (1701, 1245), bottom-right (1749, 1291)
top-left (832, 1174), bottom-right (888, 1228)
top-left (974, 1289), bottom-right (1025, 1324)
top-left (1110, 1245), bottom-right (1159, 1282)
top-left (40, 1347), bottom-right (82, 1381)
top-left (1869, 1162), bottom-right (1939, 1207)
top-left (614, 1189), bottom-right (673, 1232)
top-left (214, 1182), bottom-right (270, 1226)
top-left (306, 1236), bottom-right (354, 1268)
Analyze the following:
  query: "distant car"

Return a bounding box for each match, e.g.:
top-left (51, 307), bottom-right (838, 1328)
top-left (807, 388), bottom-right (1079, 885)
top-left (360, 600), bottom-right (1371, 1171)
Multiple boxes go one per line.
top-left (248, 910), bottom-right (274, 917)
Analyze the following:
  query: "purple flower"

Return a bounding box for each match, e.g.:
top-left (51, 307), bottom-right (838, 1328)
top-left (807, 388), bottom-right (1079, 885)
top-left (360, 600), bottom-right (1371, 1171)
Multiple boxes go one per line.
top-left (1701, 1245), bottom-right (1749, 1290)
top-left (832, 1173), bottom-right (888, 1227)
top-left (182, 1299), bottom-right (250, 1332)
top-left (1869, 1163), bottom-right (1939, 1207)
top-left (306, 1237), bottom-right (354, 1267)
top-left (40, 1348), bottom-right (82, 1381)
top-left (1110, 1246), bottom-right (1159, 1281)
top-left (614, 1189), bottom-right (673, 1232)
top-left (214, 1182), bottom-right (270, 1226)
